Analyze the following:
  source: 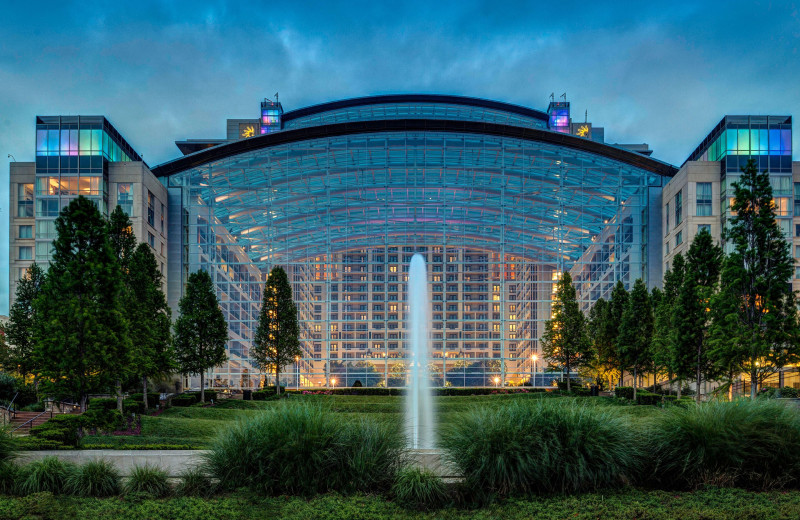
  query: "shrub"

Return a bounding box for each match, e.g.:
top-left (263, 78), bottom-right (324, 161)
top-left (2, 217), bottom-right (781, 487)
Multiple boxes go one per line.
top-left (170, 396), bottom-right (196, 407)
top-left (0, 373), bottom-right (17, 401)
top-left (392, 467), bottom-right (449, 510)
top-left (30, 415), bottom-right (84, 447)
top-left (781, 386), bottom-right (800, 398)
top-left (18, 456), bottom-right (75, 495)
top-left (635, 391), bottom-right (662, 406)
top-left (0, 427), bottom-right (16, 463)
top-left (64, 459), bottom-right (121, 497)
top-left (16, 437), bottom-right (74, 451)
top-left (441, 399), bottom-right (642, 497)
top-left (649, 399), bottom-right (800, 489)
top-left (205, 402), bottom-right (403, 495)
top-left (0, 461), bottom-right (20, 494)
top-left (88, 398), bottom-right (118, 410)
top-left (556, 378), bottom-right (584, 391)
top-left (20, 402), bottom-right (45, 412)
top-left (124, 464), bottom-right (171, 498)
top-left (82, 408), bottom-right (123, 433)
top-left (615, 387), bottom-right (635, 400)
top-left (122, 399), bottom-right (144, 415)
top-left (175, 467), bottom-right (215, 497)
top-left (252, 386), bottom-right (287, 400)
top-left (130, 393), bottom-right (160, 408)
top-left (187, 391), bottom-right (217, 402)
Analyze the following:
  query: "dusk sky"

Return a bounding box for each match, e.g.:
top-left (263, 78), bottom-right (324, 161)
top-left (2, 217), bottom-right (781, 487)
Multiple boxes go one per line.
top-left (1, 0), bottom-right (799, 312)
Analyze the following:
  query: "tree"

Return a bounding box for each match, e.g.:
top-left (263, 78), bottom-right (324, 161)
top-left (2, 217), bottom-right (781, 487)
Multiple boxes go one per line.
top-left (541, 271), bottom-right (592, 392)
top-left (174, 270), bottom-right (228, 403)
top-left (4, 263), bottom-right (46, 380)
top-left (617, 278), bottom-right (653, 400)
top-left (587, 298), bottom-right (618, 390)
top-left (653, 254), bottom-right (685, 396)
top-left (608, 281), bottom-right (629, 387)
top-left (252, 266), bottom-right (301, 395)
top-left (127, 243), bottom-right (174, 410)
top-left (107, 206), bottom-right (138, 411)
top-left (709, 158), bottom-right (800, 398)
top-left (34, 196), bottom-right (129, 412)
top-left (672, 230), bottom-right (723, 402)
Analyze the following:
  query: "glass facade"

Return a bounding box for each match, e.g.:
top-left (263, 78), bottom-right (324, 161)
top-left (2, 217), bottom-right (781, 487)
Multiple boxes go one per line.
top-left (33, 116), bottom-right (142, 262)
top-left (284, 102), bottom-right (549, 131)
top-left (163, 107), bottom-right (668, 390)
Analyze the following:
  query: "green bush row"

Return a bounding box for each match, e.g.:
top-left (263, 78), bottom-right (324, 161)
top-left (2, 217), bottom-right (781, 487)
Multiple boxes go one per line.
top-left (281, 387), bottom-right (549, 397)
top-left (0, 457), bottom-right (211, 498)
top-left (81, 444), bottom-right (199, 450)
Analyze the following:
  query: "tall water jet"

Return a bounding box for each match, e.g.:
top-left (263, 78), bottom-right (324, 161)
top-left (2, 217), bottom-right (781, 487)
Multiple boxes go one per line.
top-left (406, 253), bottom-right (435, 449)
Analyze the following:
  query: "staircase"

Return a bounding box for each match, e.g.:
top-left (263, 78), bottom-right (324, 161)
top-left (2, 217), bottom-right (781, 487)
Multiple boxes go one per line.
top-left (9, 411), bottom-right (54, 433)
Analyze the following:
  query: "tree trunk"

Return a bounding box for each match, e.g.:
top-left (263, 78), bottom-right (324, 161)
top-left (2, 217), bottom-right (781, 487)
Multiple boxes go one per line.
top-left (116, 379), bottom-right (123, 413)
top-left (677, 382), bottom-right (682, 399)
top-left (566, 360), bottom-right (571, 392)
top-left (276, 367), bottom-right (281, 395)
top-left (750, 369), bottom-right (757, 399)
top-left (80, 393), bottom-right (88, 413)
top-left (142, 376), bottom-right (149, 411)
top-left (696, 346), bottom-right (702, 404)
top-left (633, 366), bottom-right (638, 400)
top-left (200, 372), bottom-right (205, 403)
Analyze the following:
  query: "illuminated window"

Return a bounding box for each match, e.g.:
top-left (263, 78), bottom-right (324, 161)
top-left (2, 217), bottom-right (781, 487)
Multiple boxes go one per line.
top-left (117, 183), bottom-right (133, 216)
top-left (17, 184), bottom-right (33, 217)
top-left (696, 182), bottom-right (712, 216)
top-left (147, 190), bottom-right (155, 227)
top-left (389, 266), bottom-right (397, 272)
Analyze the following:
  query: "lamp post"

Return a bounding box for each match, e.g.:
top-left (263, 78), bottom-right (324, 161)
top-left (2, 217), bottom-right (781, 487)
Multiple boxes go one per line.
top-left (295, 356), bottom-right (300, 390)
top-left (331, 378), bottom-right (336, 389)
top-left (493, 376), bottom-right (500, 388)
top-left (532, 354), bottom-right (538, 387)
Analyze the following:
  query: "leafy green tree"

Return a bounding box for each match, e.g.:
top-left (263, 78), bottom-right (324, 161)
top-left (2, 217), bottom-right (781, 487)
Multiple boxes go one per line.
top-left (672, 230), bottom-right (723, 402)
top-left (34, 196), bottom-right (129, 412)
top-left (608, 281), bottom-right (629, 387)
top-left (253, 266), bottom-right (301, 395)
top-left (652, 254), bottom-right (685, 395)
top-left (709, 158), bottom-right (800, 398)
top-left (4, 263), bottom-right (46, 380)
top-left (617, 279), bottom-right (653, 399)
top-left (542, 271), bottom-right (592, 392)
top-left (587, 298), bottom-right (618, 389)
top-left (107, 206), bottom-right (138, 411)
top-left (174, 270), bottom-right (228, 402)
top-left (127, 243), bottom-right (174, 409)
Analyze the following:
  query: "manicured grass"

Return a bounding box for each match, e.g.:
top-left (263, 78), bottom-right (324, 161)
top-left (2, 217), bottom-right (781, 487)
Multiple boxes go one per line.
top-left (1, 488), bottom-right (800, 519)
top-left (79, 394), bottom-right (664, 449)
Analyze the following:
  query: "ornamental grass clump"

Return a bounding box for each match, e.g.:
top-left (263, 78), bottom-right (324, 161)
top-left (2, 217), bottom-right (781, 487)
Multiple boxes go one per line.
top-left (205, 402), bottom-right (403, 495)
top-left (648, 398), bottom-right (800, 490)
top-left (441, 399), bottom-right (643, 497)
top-left (124, 465), bottom-right (171, 498)
top-left (0, 428), bottom-right (15, 463)
top-left (392, 467), bottom-right (449, 510)
top-left (18, 456), bottom-right (75, 495)
top-left (175, 467), bottom-right (216, 497)
top-left (64, 459), bottom-right (121, 497)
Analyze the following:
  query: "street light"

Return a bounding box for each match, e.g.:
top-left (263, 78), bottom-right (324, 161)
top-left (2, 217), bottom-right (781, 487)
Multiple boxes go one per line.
top-left (331, 378), bottom-right (336, 389)
top-left (531, 354), bottom-right (538, 387)
top-left (493, 376), bottom-right (500, 388)
top-left (295, 356), bottom-right (300, 390)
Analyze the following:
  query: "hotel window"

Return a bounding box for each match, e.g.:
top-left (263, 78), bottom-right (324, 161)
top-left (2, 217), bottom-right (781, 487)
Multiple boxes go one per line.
top-left (17, 184), bottom-right (33, 217)
top-left (147, 190), bottom-right (155, 227)
top-left (665, 202), bottom-right (670, 232)
top-left (773, 198), bottom-right (790, 217)
top-left (698, 224), bottom-right (711, 234)
top-left (148, 231), bottom-right (155, 249)
top-left (795, 245), bottom-right (800, 258)
top-left (676, 230), bottom-right (683, 246)
top-left (796, 266), bottom-right (800, 279)
top-left (794, 183), bottom-right (800, 216)
top-left (696, 182), bottom-right (712, 216)
top-left (117, 183), bottom-right (133, 216)
top-left (675, 190), bottom-right (683, 225)
top-left (796, 224), bottom-right (800, 238)
top-left (18, 246), bottom-right (32, 260)
top-left (160, 203), bottom-right (165, 234)
top-left (18, 225), bottom-right (32, 239)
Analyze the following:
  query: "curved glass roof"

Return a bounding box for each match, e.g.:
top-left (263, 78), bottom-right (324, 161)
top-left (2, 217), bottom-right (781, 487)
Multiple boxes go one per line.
top-left (282, 94), bottom-right (549, 131)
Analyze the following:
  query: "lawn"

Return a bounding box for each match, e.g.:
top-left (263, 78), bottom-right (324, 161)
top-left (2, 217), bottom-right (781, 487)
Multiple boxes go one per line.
top-left (80, 394), bottom-right (663, 449)
top-left (1, 488), bottom-right (799, 520)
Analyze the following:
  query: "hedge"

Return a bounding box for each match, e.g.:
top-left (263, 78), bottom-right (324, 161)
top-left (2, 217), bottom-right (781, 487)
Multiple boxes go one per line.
top-left (282, 387), bottom-right (548, 397)
top-left (30, 415), bottom-right (85, 447)
top-left (186, 391), bottom-right (218, 402)
top-left (130, 393), bottom-right (161, 408)
top-left (171, 396), bottom-right (196, 407)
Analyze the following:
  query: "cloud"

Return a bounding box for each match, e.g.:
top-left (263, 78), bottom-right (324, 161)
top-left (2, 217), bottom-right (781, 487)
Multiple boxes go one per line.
top-left (1, 0), bottom-right (799, 312)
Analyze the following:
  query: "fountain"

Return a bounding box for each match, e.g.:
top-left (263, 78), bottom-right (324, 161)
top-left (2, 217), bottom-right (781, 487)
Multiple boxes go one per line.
top-left (406, 253), bottom-right (435, 449)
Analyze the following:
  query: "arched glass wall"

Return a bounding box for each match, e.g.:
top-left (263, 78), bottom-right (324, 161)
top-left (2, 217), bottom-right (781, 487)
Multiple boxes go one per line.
top-left (165, 131), bottom-right (665, 389)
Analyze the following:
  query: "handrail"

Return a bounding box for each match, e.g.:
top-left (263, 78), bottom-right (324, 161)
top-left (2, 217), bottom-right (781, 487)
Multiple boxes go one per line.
top-left (0, 392), bottom-right (19, 418)
top-left (11, 409), bottom-right (52, 433)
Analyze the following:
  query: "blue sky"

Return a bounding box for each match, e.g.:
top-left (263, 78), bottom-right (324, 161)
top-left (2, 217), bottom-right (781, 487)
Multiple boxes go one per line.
top-left (1, 0), bottom-right (799, 312)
